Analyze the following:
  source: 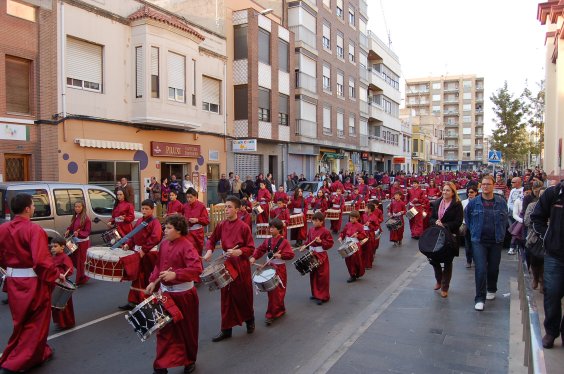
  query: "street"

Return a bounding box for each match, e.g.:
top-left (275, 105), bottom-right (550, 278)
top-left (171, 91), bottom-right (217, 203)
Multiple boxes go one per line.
top-left (0, 216), bottom-right (428, 374)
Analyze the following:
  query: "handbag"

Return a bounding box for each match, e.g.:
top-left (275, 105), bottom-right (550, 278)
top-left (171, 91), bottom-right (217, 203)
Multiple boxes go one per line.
top-left (419, 226), bottom-right (454, 262)
top-left (525, 230), bottom-right (544, 258)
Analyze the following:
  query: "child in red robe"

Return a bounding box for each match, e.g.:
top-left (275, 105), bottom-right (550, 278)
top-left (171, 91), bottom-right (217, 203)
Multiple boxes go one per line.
top-left (339, 211), bottom-right (367, 283)
top-left (51, 238), bottom-right (76, 330)
top-left (303, 212), bottom-right (334, 305)
top-left (388, 191), bottom-right (406, 246)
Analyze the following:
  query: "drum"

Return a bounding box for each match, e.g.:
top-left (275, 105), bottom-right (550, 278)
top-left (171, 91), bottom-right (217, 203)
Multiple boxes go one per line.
top-left (374, 228), bottom-right (382, 240)
top-left (287, 213), bottom-right (304, 229)
top-left (0, 267), bottom-right (6, 292)
top-left (385, 217), bottom-right (403, 231)
top-left (358, 200), bottom-right (366, 212)
top-left (125, 295), bottom-right (172, 342)
top-left (381, 184), bottom-right (390, 191)
top-left (337, 239), bottom-right (359, 258)
top-left (85, 247), bottom-right (130, 282)
top-left (293, 251), bottom-right (321, 275)
top-left (306, 210), bottom-right (314, 222)
top-left (253, 204), bottom-right (264, 215)
top-left (51, 279), bottom-right (77, 309)
top-left (252, 267), bottom-right (281, 292)
top-left (256, 223), bottom-right (271, 239)
top-left (101, 228), bottom-right (122, 246)
top-left (200, 263), bottom-right (233, 291)
top-left (325, 209), bottom-right (340, 221)
top-left (343, 202), bottom-right (353, 214)
top-left (65, 237), bottom-right (78, 255)
top-left (406, 207), bottom-right (419, 220)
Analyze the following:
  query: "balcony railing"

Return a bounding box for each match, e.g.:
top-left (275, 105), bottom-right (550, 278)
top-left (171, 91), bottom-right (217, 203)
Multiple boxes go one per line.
top-left (360, 100), bottom-right (369, 115)
top-left (359, 32), bottom-right (368, 50)
top-left (445, 133), bottom-right (458, 138)
top-left (295, 119), bottom-right (317, 138)
top-left (444, 86), bottom-right (459, 92)
top-left (295, 71), bottom-right (317, 94)
top-left (445, 144), bottom-right (459, 149)
top-left (475, 144), bottom-right (483, 149)
top-left (445, 122), bottom-right (459, 127)
top-left (289, 25), bottom-right (317, 50)
top-left (322, 127), bottom-right (332, 136)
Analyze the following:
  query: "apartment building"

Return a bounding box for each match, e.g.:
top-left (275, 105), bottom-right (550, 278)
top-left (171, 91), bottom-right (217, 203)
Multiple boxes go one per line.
top-left (538, 2), bottom-right (563, 179)
top-left (56, 0), bottom-right (227, 205)
top-left (0, 0), bottom-right (58, 182)
top-left (400, 108), bottom-right (443, 173)
top-left (405, 75), bottom-right (485, 171)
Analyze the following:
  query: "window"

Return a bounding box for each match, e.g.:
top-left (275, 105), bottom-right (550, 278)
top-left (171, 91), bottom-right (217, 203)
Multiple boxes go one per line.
top-left (234, 25), bottom-right (248, 60)
top-left (349, 114), bottom-right (355, 135)
top-left (336, 32), bottom-right (344, 59)
top-left (432, 94), bottom-right (441, 101)
top-left (258, 87), bottom-right (271, 122)
top-left (323, 63), bottom-right (331, 92)
top-left (7, 0), bottom-right (35, 22)
top-left (349, 77), bottom-right (355, 99)
top-left (337, 110), bottom-right (344, 137)
top-left (168, 52), bottom-right (185, 102)
top-left (234, 85), bottom-right (248, 120)
top-left (463, 80), bottom-right (472, 88)
top-left (202, 76), bottom-right (221, 113)
top-left (5, 56), bottom-right (31, 114)
top-left (323, 105), bottom-right (331, 132)
top-left (192, 59), bottom-right (196, 105)
top-left (463, 104), bottom-right (471, 111)
top-left (7, 189), bottom-right (50, 218)
top-left (66, 37), bottom-right (103, 92)
top-left (279, 94), bottom-right (289, 126)
top-left (348, 41), bottom-right (355, 62)
top-left (463, 115), bottom-right (471, 123)
top-left (258, 28), bottom-right (270, 64)
top-left (348, 6), bottom-right (355, 26)
top-left (278, 39), bottom-right (289, 72)
top-left (336, 0), bottom-right (343, 19)
top-left (463, 92), bottom-right (472, 100)
top-left (88, 189), bottom-right (115, 215)
top-left (432, 82), bottom-right (441, 90)
top-left (323, 0), bottom-right (331, 8)
top-left (54, 189), bottom-right (84, 215)
top-left (135, 46), bottom-right (143, 98)
top-left (336, 71), bottom-right (344, 97)
top-left (322, 21), bottom-right (331, 50)
top-left (432, 105), bottom-right (440, 113)
top-left (151, 47), bottom-right (159, 98)
top-left (462, 128), bottom-right (472, 135)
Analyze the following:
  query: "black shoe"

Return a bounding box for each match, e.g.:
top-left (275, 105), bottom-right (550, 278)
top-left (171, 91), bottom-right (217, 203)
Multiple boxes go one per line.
top-left (153, 369), bottom-right (168, 374)
top-left (542, 334), bottom-right (556, 349)
top-left (1, 298), bottom-right (8, 305)
top-left (412, 236), bottom-right (420, 240)
top-left (246, 319), bottom-right (255, 334)
top-left (265, 318), bottom-right (273, 326)
top-left (346, 276), bottom-right (357, 283)
top-left (309, 296), bottom-right (317, 300)
top-left (184, 363), bottom-right (196, 374)
top-left (211, 329), bottom-right (232, 342)
top-left (316, 299), bottom-right (324, 305)
top-left (118, 303), bottom-right (135, 311)
top-left (2, 368), bottom-right (18, 374)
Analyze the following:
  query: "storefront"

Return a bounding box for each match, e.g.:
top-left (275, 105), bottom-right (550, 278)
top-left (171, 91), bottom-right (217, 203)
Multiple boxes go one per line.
top-left (287, 144), bottom-right (317, 180)
top-left (318, 148), bottom-right (342, 174)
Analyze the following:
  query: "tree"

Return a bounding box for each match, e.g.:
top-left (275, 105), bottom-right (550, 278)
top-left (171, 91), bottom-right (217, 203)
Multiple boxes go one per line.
top-left (521, 80), bottom-right (545, 164)
top-left (490, 81), bottom-right (531, 168)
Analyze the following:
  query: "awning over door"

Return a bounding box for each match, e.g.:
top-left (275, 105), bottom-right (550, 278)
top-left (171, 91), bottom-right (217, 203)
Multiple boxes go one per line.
top-left (74, 138), bottom-right (143, 150)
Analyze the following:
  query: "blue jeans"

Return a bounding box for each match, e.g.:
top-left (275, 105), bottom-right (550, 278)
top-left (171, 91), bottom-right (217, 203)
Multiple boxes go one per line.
top-left (543, 255), bottom-right (564, 337)
top-left (472, 241), bottom-right (502, 303)
top-left (464, 232), bottom-right (473, 264)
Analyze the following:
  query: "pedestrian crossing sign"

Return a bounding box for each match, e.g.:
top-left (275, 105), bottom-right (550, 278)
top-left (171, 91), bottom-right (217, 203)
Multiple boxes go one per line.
top-left (488, 150), bottom-right (502, 163)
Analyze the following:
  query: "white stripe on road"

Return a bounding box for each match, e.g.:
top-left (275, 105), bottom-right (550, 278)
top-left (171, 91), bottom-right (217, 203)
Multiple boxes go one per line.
top-left (47, 311), bottom-right (126, 341)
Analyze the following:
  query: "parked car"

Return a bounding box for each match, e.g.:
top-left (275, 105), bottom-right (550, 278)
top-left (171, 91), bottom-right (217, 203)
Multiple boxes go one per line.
top-left (0, 182), bottom-right (142, 245)
top-left (288, 181), bottom-right (324, 199)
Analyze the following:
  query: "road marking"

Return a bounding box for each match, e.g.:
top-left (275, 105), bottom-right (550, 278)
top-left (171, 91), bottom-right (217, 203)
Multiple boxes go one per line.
top-left (47, 311), bottom-right (125, 340)
top-left (295, 255), bottom-right (428, 374)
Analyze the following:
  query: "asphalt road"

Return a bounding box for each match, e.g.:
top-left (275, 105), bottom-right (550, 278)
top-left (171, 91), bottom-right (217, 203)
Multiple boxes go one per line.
top-left (0, 214), bottom-right (425, 374)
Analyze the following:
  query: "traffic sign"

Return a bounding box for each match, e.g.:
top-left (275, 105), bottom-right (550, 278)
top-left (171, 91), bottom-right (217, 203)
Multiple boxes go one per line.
top-left (488, 150), bottom-right (502, 163)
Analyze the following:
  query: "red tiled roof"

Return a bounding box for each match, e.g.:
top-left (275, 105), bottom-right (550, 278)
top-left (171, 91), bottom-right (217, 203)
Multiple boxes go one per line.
top-left (128, 6), bottom-right (205, 41)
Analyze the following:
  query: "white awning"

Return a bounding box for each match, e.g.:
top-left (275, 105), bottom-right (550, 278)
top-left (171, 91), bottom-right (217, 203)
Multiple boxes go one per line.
top-left (74, 138), bottom-right (143, 151)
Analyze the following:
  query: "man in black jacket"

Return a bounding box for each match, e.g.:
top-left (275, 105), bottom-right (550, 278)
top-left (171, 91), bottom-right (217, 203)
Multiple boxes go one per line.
top-left (531, 181), bottom-right (564, 348)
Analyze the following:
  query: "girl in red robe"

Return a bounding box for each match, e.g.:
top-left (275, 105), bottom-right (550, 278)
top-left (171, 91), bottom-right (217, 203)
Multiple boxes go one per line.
top-left (273, 185), bottom-right (289, 204)
top-left (388, 191), bottom-right (406, 246)
top-left (250, 218), bottom-right (295, 325)
top-left (329, 189), bottom-right (345, 233)
top-left (65, 201), bottom-right (91, 285)
top-left (304, 212), bottom-right (334, 305)
top-left (110, 190), bottom-right (135, 236)
top-left (256, 182), bottom-right (272, 224)
top-left (288, 189), bottom-right (307, 245)
top-left (147, 215), bottom-right (202, 374)
top-left (51, 238), bottom-right (76, 330)
top-left (309, 189), bottom-right (328, 213)
top-left (339, 211), bottom-right (367, 282)
top-left (363, 203), bottom-right (383, 269)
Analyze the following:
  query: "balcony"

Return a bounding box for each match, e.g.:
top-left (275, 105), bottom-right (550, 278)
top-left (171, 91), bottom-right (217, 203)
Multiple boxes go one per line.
top-left (359, 32), bottom-right (368, 51)
top-left (443, 111), bottom-right (459, 116)
top-left (337, 129), bottom-right (344, 138)
top-left (475, 132), bottom-right (483, 137)
top-left (322, 127), bottom-right (332, 136)
top-left (295, 119), bottom-right (317, 138)
top-left (475, 122), bottom-right (484, 127)
top-left (476, 85), bottom-right (484, 91)
top-left (445, 144), bottom-right (459, 150)
top-left (406, 89), bottom-right (429, 96)
top-left (412, 152), bottom-right (423, 159)
top-left (289, 26), bottom-right (317, 51)
top-left (359, 0), bottom-right (368, 17)
top-left (445, 122), bottom-right (459, 127)
top-left (444, 86), bottom-right (459, 92)
top-left (359, 66), bottom-right (368, 82)
top-left (475, 144), bottom-right (483, 149)
top-left (360, 100), bottom-right (369, 116)
top-left (475, 96), bottom-right (484, 102)
top-left (295, 71), bottom-right (317, 94)
top-left (445, 132), bottom-right (458, 139)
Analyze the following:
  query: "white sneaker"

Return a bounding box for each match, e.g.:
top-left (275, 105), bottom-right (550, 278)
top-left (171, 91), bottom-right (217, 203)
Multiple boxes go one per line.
top-left (486, 292), bottom-right (496, 300)
top-left (507, 248), bottom-right (516, 255)
top-left (474, 302), bottom-right (484, 311)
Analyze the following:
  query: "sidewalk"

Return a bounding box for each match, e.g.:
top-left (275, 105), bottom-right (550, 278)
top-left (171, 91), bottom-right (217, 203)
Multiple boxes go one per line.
top-left (328, 254), bottom-right (516, 374)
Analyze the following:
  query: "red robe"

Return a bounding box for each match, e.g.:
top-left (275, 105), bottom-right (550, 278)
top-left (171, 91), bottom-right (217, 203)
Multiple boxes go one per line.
top-left (330, 180), bottom-right (344, 193)
top-left (237, 210), bottom-right (252, 229)
top-left (0, 216), bottom-right (60, 372)
top-left (407, 187), bottom-right (427, 237)
top-left (52, 253), bottom-right (75, 329)
top-left (388, 200), bottom-right (406, 242)
top-left (111, 201), bottom-right (135, 236)
top-left (329, 194), bottom-right (345, 233)
top-left (252, 236), bottom-right (295, 319)
top-left (363, 210), bottom-right (383, 268)
top-left (309, 196), bottom-right (328, 213)
top-left (273, 191), bottom-right (289, 204)
top-left (182, 200), bottom-right (209, 256)
top-left (66, 214), bottom-right (91, 285)
top-left (306, 226), bottom-right (334, 302)
top-left (256, 188), bottom-right (272, 224)
top-left (343, 181), bottom-right (354, 192)
top-left (339, 222), bottom-right (367, 278)
top-left (288, 197), bottom-right (307, 241)
top-left (126, 217), bottom-right (162, 304)
top-left (357, 183), bottom-right (370, 200)
top-left (270, 206), bottom-right (290, 238)
top-left (166, 199), bottom-right (184, 216)
top-left (205, 219), bottom-right (255, 330)
top-left (150, 236), bottom-right (202, 370)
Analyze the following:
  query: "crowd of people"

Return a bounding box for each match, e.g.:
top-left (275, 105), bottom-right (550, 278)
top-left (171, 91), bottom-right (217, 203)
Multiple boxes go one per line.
top-left (2, 165), bottom-right (564, 374)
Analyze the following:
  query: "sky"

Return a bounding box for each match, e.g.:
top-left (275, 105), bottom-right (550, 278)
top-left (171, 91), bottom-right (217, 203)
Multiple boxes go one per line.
top-left (367, 0), bottom-right (547, 135)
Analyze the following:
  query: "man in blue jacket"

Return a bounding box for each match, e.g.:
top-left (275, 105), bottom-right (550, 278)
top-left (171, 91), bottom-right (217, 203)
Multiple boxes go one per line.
top-left (465, 175), bottom-right (508, 311)
top-left (531, 181), bottom-right (564, 348)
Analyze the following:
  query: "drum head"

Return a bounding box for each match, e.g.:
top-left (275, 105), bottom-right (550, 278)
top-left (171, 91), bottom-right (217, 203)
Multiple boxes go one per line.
top-left (202, 263), bottom-right (223, 277)
top-left (259, 268), bottom-right (276, 278)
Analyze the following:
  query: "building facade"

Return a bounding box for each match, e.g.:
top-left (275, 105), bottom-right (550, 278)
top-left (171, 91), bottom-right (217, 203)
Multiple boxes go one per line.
top-left (400, 109), bottom-right (443, 173)
top-left (405, 75), bottom-right (485, 171)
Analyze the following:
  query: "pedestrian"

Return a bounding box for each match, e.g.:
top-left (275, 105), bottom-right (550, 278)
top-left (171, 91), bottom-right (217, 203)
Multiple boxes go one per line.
top-left (270, 199), bottom-right (290, 238)
top-left (507, 177), bottom-right (523, 255)
top-left (120, 177), bottom-right (135, 205)
top-left (338, 210), bottom-right (367, 283)
top-left (169, 175), bottom-right (182, 200)
top-left (465, 175), bottom-right (508, 311)
top-left (286, 175), bottom-right (296, 192)
top-left (181, 174), bottom-right (194, 204)
top-left (161, 177), bottom-right (170, 215)
top-left (0, 193), bottom-right (63, 372)
top-left (428, 182), bottom-right (463, 298)
top-left (65, 201), bottom-right (91, 285)
top-left (243, 175), bottom-right (255, 198)
top-left (303, 212), bottom-right (334, 305)
top-left (523, 184), bottom-right (545, 292)
top-left (50, 238), bottom-right (76, 330)
top-left (388, 191), bottom-right (406, 246)
top-left (256, 181), bottom-right (272, 224)
top-left (147, 177), bottom-right (162, 216)
top-left (203, 196), bottom-right (255, 342)
top-left (217, 173), bottom-right (230, 203)
top-left (147, 214), bottom-right (202, 374)
top-left (250, 218), bottom-right (295, 326)
top-left (531, 181), bottom-right (564, 348)
top-left (183, 187), bottom-right (209, 257)
top-left (363, 202), bottom-right (383, 269)
top-left (462, 186), bottom-right (479, 268)
top-left (407, 180), bottom-right (427, 239)
top-left (110, 190), bottom-right (135, 237)
top-left (232, 175), bottom-right (242, 198)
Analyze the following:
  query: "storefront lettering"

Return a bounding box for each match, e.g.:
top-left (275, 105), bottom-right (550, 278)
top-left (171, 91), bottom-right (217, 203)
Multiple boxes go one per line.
top-left (151, 141), bottom-right (200, 158)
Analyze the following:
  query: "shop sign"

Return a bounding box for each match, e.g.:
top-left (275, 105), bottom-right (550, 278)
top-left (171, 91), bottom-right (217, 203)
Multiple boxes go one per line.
top-left (151, 141), bottom-right (200, 158)
top-left (323, 152), bottom-right (344, 159)
top-left (361, 152), bottom-right (369, 160)
top-left (233, 139), bottom-right (257, 152)
top-left (393, 157), bottom-right (406, 164)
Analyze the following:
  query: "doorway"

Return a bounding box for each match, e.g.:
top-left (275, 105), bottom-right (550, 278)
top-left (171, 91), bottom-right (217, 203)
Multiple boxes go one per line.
top-left (5, 154), bottom-right (30, 181)
top-left (161, 163), bottom-right (188, 182)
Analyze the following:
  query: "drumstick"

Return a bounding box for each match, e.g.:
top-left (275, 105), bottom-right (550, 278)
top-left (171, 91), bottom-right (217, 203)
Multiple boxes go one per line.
top-left (292, 238), bottom-right (318, 252)
top-left (63, 268), bottom-right (72, 278)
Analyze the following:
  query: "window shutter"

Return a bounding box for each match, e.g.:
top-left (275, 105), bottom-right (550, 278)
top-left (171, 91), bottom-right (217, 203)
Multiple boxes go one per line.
top-left (202, 76), bottom-right (220, 105)
top-left (323, 23), bottom-right (330, 40)
top-left (300, 55), bottom-right (316, 77)
top-left (301, 101), bottom-right (316, 122)
top-left (337, 73), bottom-right (343, 85)
top-left (151, 47), bottom-right (159, 76)
top-left (135, 46), bottom-right (143, 98)
top-left (323, 106), bottom-right (331, 129)
top-left (323, 64), bottom-right (330, 78)
top-left (279, 94), bottom-right (289, 115)
top-left (337, 111), bottom-right (344, 131)
top-left (337, 33), bottom-right (343, 48)
top-left (66, 37), bottom-right (102, 84)
top-left (302, 9), bottom-right (316, 32)
top-left (168, 52), bottom-right (185, 90)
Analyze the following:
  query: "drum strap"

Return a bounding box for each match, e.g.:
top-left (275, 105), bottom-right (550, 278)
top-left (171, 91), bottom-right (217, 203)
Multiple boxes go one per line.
top-left (268, 237), bottom-right (284, 254)
top-left (111, 217), bottom-right (154, 249)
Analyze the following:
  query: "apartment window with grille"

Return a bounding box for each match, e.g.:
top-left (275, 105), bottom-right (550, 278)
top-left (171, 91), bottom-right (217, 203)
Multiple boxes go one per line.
top-left (5, 56), bottom-right (31, 114)
top-left (336, 32), bottom-right (344, 59)
top-left (202, 76), bottom-right (221, 114)
top-left (66, 36), bottom-right (103, 92)
top-left (348, 6), bottom-right (355, 26)
top-left (336, 71), bottom-right (344, 97)
top-left (168, 52), bottom-right (185, 102)
top-left (337, 109), bottom-right (344, 137)
top-left (258, 28), bottom-right (270, 65)
top-left (348, 41), bottom-right (355, 63)
top-left (323, 105), bottom-right (331, 134)
top-left (135, 46), bottom-right (143, 98)
top-left (278, 39), bottom-right (289, 73)
top-left (336, 0), bottom-right (343, 19)
top-left (258, 87), bottom-right (271, 122)
top-left (234, 25), bottom-right (248, 60)
top-left (349, 114), bottom-right (355, 136)
top-left (151, 47), bottom-right (159, 98)
top-left (234, 85), bottom-right (248, 120)
top-left (349, 77), bottom-right (355, 99)
top-left (278, 94), bottom-right (289, 126)
top-left (323, 63), bottom-right (331, 92)
top-left (322, 21), bottom-right (331, 50)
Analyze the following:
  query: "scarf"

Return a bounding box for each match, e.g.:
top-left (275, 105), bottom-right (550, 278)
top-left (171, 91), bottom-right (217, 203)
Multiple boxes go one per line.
top-left (438, 199), bottom-right (451, 220)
